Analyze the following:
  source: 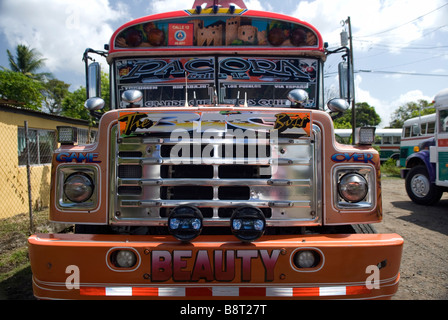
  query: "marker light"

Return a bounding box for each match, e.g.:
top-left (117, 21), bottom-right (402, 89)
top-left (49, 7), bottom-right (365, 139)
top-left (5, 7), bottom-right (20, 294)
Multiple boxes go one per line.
top-left (230, 207), bottom-right (266, 242)
top-left (168, 206), bottom-right (203, 242)
top-left (112, 250), bottom-right (137, 268)
top-left (63, 173), bottom-right (94, 203)
top-left (338, 173), bottom-right (368, 203)
top-left (293, 250), bottom-right (320, 269)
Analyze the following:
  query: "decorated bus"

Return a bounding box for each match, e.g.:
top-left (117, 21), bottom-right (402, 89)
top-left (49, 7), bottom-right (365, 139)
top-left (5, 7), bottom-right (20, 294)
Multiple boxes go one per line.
top-left (399, 113), bottom-right (436, 167)
top-left (402, 88), bottom-right (448, 205)
top-left (28, 0), bottom-right (403, 300)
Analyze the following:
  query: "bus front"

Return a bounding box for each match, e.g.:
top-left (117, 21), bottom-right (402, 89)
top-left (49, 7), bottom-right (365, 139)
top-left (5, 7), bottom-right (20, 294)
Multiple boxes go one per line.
top-left (28, 4), bottom-right (403, 300)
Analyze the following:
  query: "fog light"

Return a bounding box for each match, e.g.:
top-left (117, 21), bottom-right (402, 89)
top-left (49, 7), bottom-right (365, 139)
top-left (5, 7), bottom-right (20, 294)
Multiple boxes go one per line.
top-left (338, 173), bottom-right (368, 203)
top-left (168, 206), bottom-right (203, 242)
top-left (63, 173), bottom-right (94, 203)
top-left (230, 207), bottom-right (266, 242)
top-left (113, 250), bottom-right (137, 268)
top-left (293, 250), bottom-right (319, 269)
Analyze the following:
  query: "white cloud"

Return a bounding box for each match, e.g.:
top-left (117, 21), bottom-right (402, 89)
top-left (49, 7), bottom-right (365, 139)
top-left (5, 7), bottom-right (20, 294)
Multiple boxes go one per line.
top-left (149, 0), bottom-right (270, 13)
top-left (289, 0), bottom-right (448, 52)
top-left (0, 0), bottom-right (128, 75)
top-left (348, 76), bottom-right (432, 128)
top-left (376, 89), bottom-right (433, 127)
top-left (392, 90), bottom-right (433, 107)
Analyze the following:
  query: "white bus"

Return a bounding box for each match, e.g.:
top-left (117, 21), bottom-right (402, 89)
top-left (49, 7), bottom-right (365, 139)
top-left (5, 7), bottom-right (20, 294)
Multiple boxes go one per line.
top-left (399, 113), bottom-right (436, 167)
top-left (335, 128), bottom-right (402, 162)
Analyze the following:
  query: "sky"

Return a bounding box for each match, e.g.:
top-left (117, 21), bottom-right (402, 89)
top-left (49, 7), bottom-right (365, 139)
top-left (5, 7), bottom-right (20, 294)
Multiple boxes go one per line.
top-left (0, 0), bottom-right (447, 127)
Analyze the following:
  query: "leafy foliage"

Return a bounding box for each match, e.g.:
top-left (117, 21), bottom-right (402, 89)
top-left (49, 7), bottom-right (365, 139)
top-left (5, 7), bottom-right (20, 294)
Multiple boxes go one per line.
top-left (333, 102), bottom-right (382, 128)
top-left (42, 79), bottom-right (71, 114)
top-left (389, 100), bottom-right (435, 128)
top-left (0, 70), bottom-right (44, 110)
top-left (6, 44), bottom-right (52, 81)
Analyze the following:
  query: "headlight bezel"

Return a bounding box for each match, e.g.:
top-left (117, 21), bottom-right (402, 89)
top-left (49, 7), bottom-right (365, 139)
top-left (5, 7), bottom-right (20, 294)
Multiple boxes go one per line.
top-left (333, 165), bottom-right (376, 210)
top-left (56, 165), bottom-right (99, 211)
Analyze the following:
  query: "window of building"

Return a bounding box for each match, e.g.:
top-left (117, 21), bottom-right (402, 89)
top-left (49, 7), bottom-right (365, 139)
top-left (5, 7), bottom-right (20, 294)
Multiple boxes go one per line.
top-left (18, 128), bottom-right (56, 166)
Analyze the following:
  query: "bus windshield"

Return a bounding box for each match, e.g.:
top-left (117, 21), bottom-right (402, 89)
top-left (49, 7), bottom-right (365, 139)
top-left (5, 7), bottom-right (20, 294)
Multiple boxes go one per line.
top-left (115, 56), bottom-right (319, 108)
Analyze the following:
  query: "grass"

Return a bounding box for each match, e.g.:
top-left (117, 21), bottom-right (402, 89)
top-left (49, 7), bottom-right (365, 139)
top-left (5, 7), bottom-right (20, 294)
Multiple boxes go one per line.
top-left (381, 158), bottom-right (401, 178)
top-left (0, 209), bottom-right (51, 300)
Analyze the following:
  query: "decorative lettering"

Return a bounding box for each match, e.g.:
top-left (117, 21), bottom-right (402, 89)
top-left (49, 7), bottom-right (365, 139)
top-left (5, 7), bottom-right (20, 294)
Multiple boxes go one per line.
top-left (56, 152), bottom-right (101, 163)
top-left (151, 249), bottom-right (280, 282)
top-left (118, 112), bottom-right (154, 136)
top-left (274, 113), bottom-right (311, 134)
top-left (331, 152), bottom-right (375, 165)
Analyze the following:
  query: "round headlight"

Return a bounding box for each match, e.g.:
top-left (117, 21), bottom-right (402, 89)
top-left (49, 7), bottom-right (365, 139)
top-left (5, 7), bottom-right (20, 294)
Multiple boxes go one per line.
top-left (63, 173), bottom-right (94, 203)
top-left (168, 206), bottom-right (203, 242)
top-left (230, 207), bottom-right (266, 242)
top-left (338, 173), bottom-right (368, 203)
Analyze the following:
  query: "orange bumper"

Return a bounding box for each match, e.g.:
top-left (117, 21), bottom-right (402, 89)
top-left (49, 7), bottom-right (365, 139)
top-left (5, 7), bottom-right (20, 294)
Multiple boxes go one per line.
top-left (28, 233), bottom-right (403, 300)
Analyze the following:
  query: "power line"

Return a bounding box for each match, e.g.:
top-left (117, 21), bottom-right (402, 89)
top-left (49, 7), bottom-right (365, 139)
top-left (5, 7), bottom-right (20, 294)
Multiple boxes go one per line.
top-left (356, 2), bottom-right (448, 38)
top-left (324, 70), bottom-right (448, 78)
top-left (357, 70), bottom-right (448, 77)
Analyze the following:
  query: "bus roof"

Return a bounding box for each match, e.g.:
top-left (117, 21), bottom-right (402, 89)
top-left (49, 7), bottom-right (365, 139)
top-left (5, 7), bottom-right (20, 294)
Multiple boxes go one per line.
top-left (375, 128), bottom-right (402, 135)
top-left (402, 113), bottom-right (436, 126)
top-left (434, 88), bottom-right (448, 109)
top-left (107, 7), bottom-right (325, 61)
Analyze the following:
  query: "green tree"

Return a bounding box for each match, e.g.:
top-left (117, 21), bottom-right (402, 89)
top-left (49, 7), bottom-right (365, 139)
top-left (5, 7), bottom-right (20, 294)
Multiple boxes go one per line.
top-left (334, 102), bottom-right (382, 128)
top-left (42, 79), bottom-right (71, 114)
top-left (0, 69), bottom-right (44, 110)
top-left (6, 44), bottom-right (52, 81)
top-left (61, 72), bottom-right (110, 121)
top-left (389, 100), bottom-right (435, 128)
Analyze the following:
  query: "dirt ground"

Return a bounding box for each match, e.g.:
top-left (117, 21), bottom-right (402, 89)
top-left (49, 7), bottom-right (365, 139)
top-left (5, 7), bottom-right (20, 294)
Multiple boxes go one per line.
top-left (376, 177), bottom-right (448, 300)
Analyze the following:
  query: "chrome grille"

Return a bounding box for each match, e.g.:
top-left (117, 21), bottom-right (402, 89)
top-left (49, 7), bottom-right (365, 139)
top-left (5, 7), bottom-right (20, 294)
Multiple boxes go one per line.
top-left (109, 123), bottom-right (322, 227)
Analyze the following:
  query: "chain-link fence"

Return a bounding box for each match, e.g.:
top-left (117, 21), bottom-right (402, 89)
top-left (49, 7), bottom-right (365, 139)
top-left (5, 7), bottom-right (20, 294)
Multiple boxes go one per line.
top-left (0, 121), bottom-right (55, 233)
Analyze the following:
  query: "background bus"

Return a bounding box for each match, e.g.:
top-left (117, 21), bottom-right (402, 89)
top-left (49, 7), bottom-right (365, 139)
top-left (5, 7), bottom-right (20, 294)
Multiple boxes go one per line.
top-left (399, 113), bottom-right (436, 167)
top-left (335, 128), bottom-right (402, 162)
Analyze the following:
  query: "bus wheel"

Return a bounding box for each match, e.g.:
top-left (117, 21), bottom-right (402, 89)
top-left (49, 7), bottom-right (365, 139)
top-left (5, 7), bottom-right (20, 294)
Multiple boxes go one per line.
top-left (405, 165), bottom-right (443, 205)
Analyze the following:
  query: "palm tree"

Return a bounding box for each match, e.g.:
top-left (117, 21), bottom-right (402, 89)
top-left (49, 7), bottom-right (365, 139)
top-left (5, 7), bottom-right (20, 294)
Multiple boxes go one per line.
top-left (6, 44), bottom-right (52, 81)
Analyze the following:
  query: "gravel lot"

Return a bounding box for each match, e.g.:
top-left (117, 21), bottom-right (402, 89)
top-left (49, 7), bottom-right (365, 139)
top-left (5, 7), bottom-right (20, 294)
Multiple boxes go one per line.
top-left (376, 177), bottom-right (448, 300)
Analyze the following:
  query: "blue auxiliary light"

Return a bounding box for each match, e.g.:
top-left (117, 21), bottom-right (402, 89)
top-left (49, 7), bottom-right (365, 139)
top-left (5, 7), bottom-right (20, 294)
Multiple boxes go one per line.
top-left (230, 207), bottom-right (266, 242)
top-left (168, 206), bottom-right (203, 242)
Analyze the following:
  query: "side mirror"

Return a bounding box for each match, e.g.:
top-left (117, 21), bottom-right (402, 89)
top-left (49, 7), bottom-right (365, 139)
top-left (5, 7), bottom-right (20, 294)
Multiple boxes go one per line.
top-left (87, 62), bottom-right (101, 99)
top-left (327, 98), bottom-right (350, 113)
top-left (287, 89), bottom-right (309, 108)
top-left (327, 98), bottom-right (350, 120)
top-left (121, 89), bottom-right (143, 108)
top-left (85, 97), bottom-right (105, 120)
top-left (85, 97), bottom-right (105, 111)
top-left (338, 61), bottom-right (354, 100)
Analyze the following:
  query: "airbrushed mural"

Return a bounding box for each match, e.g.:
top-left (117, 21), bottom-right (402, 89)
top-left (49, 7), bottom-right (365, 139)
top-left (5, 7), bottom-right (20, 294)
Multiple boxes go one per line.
top-left (114, 15), bottom-right (319, 49)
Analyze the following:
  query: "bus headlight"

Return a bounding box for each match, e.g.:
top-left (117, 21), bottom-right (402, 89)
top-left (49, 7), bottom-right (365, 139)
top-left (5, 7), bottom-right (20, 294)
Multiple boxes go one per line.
top-left (64, 173), bottom-right (94, 203)
top-left (338, 173), bottom-right (368, 203)
top-left (333, 166), bottom-right (375, 209)
top-left (57, 165), bottom-right (98, 210)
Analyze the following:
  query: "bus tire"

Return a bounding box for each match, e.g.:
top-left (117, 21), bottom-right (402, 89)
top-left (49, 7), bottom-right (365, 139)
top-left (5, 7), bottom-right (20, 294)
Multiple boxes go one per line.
top-left (405, 165), bottom-right (443, 205)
